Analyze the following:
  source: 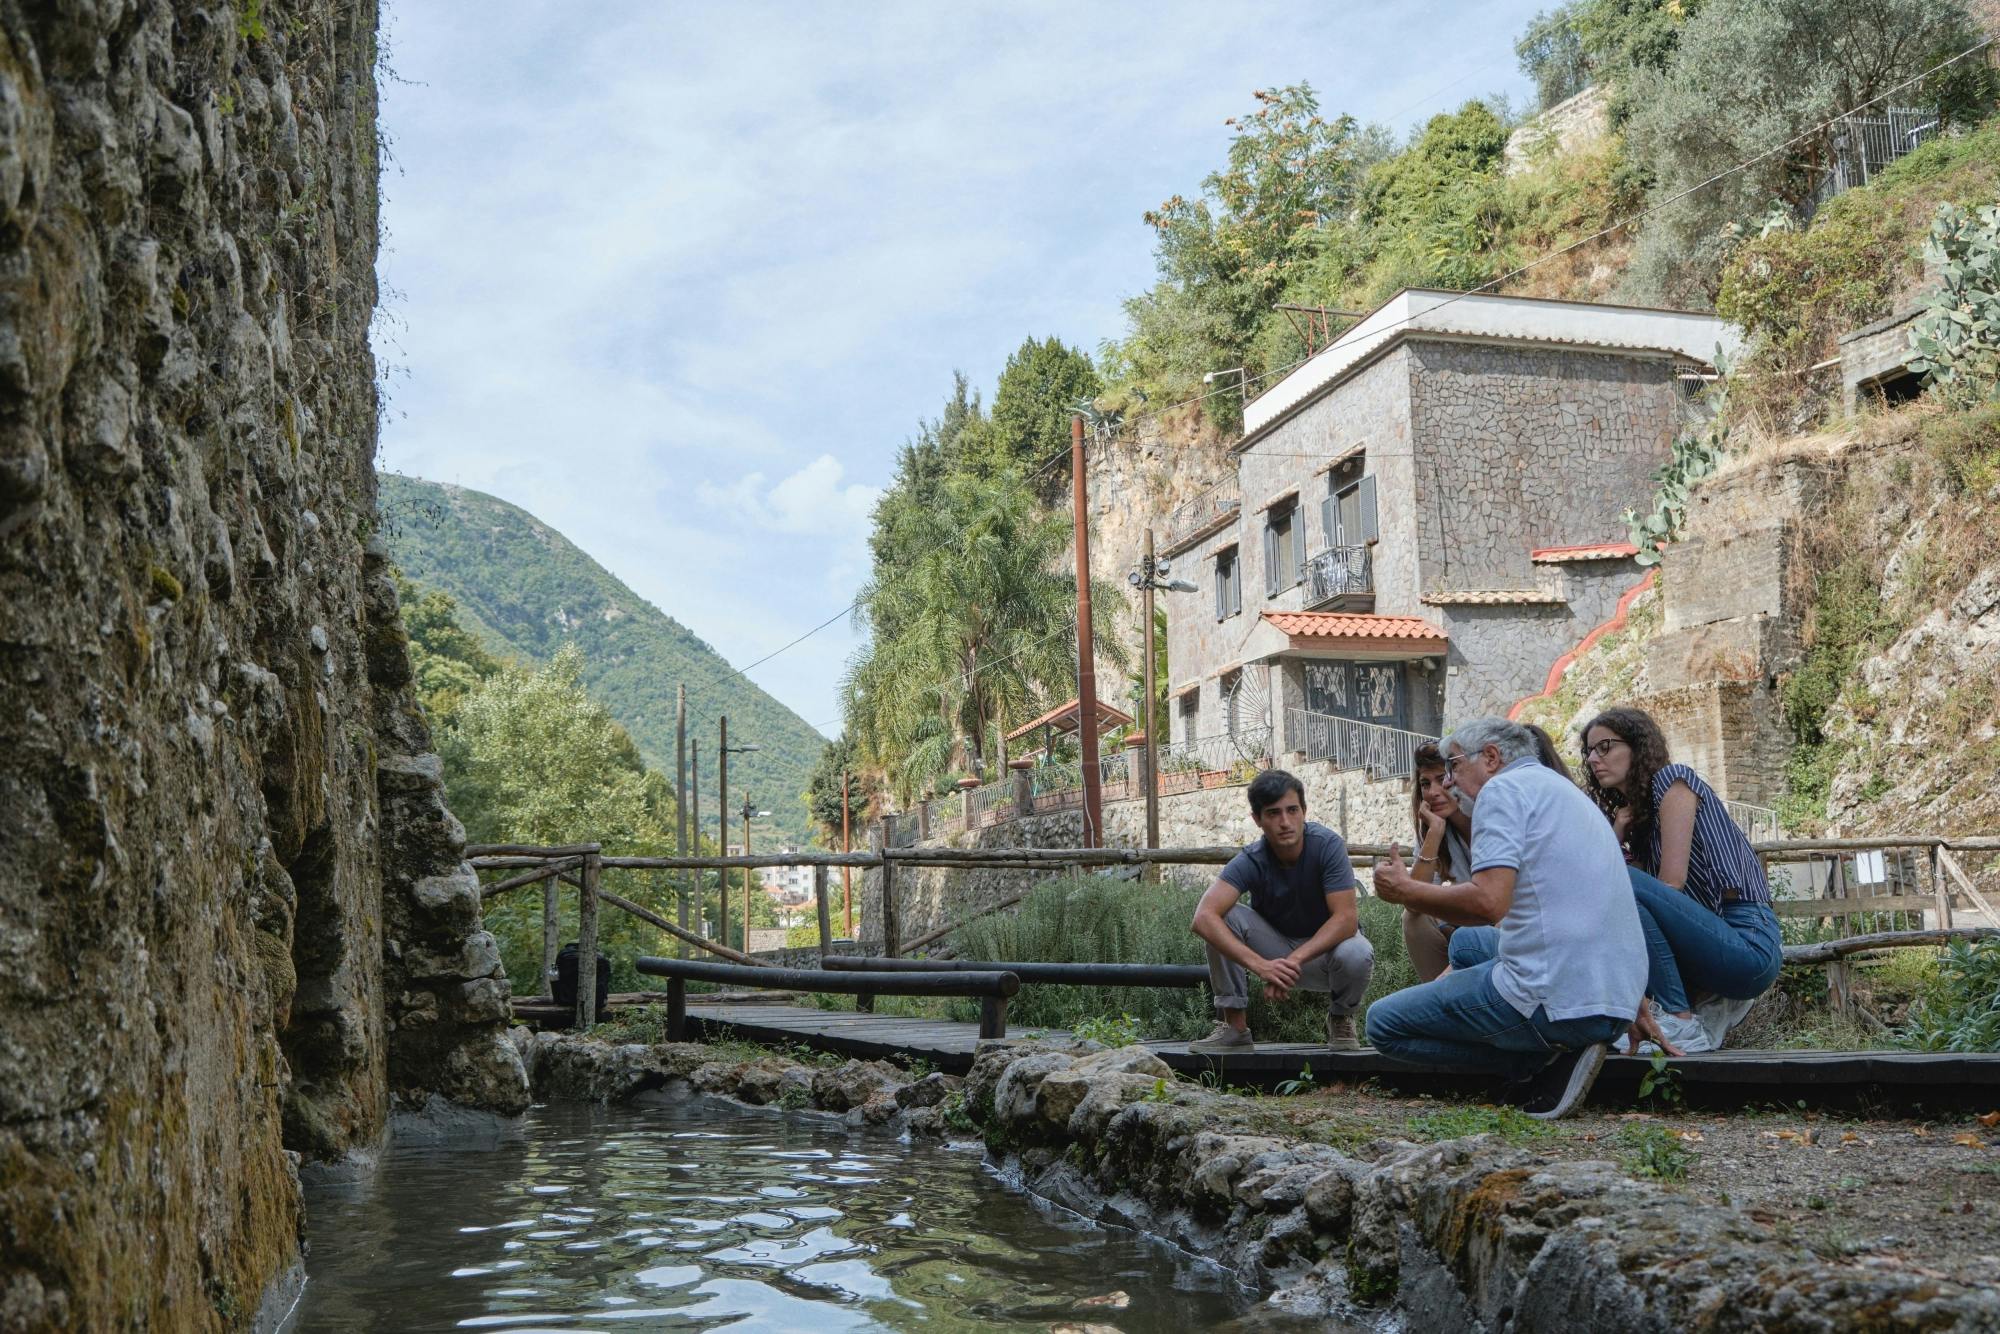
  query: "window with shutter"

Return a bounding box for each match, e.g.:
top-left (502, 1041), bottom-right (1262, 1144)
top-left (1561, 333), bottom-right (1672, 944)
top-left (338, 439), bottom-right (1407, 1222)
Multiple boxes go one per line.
top-left (1214, 547), bottom-right (1240, 620)
top-left (1290, 512), bottom-right (1306, 581)
top-left (1262, 522), bottom-right (1278, 597)
top-left (1357, 474), bottom-right (1379, 544)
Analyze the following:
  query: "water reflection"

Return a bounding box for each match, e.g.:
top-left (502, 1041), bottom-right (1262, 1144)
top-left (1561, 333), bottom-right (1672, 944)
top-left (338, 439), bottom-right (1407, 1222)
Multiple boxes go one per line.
top-left (289, 1096), bottom-right (1328, 1331)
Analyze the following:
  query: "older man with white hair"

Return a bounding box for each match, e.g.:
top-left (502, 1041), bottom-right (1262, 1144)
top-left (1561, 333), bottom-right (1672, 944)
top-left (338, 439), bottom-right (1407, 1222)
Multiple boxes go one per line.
top-left (1366, 716), bottom-right (1646, 1119)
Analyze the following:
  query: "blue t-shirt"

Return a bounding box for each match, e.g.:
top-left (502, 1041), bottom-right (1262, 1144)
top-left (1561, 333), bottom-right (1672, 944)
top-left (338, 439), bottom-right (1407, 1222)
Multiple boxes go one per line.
top-left (1645, 763), bottom-right (1772, 910)
top-left (1219, 822), bottom-right (1357, 939)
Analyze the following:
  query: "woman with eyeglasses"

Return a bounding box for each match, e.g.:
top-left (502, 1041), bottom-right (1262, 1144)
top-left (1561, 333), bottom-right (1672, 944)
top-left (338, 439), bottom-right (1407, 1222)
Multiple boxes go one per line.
top-left (1419, 725), bottom-right (1573, 978)
top-left (1580, 706), bottom-right (1781, 1055)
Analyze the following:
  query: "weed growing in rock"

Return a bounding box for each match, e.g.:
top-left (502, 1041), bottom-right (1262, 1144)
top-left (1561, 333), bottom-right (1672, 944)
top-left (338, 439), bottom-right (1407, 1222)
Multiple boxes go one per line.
top-left (1072, 1014), bottom-right (1142, 1047)
top-left (776, 1085), bottom-right (812, 1111)
top-left (1619, 1125), bottom-right (1694, 1181)
top-left (1638, 1050), bottom-right (1684, 1108)
top-left (1273, 1065), bottom-right (1317, 1096)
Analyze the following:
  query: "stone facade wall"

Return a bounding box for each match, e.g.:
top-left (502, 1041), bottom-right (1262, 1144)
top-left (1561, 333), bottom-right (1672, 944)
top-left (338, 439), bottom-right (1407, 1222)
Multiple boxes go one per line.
top-left (0, 6), bottom-right (524, 1329)
top-left (1408, 340), bottom-right (1681, 595)
top-left (1629, 456), bottom-right (1833, 806)
top-left (1440, 562), bottom-right (1645, 723)
top-left (860, 761), bottom-right (1415, 948)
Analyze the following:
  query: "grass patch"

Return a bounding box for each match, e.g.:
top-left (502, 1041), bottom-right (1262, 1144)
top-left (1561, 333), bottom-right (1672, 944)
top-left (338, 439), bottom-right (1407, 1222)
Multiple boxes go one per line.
top-left (1406, 1103), bottom-right (1556, 1146)
top-left (1619, 1124), bottom-right (1695, 1181)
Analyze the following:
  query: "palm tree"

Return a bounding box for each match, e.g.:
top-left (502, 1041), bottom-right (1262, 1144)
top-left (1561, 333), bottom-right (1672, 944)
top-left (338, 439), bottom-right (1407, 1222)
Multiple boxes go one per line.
top-left (846, 461), bottom-right (1126, 803)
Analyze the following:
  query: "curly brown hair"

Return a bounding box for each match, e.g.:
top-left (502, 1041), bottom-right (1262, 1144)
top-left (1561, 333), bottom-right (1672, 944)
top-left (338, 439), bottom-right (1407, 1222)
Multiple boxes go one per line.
top-left (1410, 742), bottom-right (1447, 838)
top-left (1580, 706), bottom-right (1673, 850)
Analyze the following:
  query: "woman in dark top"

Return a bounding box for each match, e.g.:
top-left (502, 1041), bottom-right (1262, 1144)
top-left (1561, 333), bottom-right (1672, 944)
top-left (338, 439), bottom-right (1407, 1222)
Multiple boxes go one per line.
top-left (1581, 706), bottom-right (1782, 1053)
top-left (1403, 743), bottom-right (1473, 981)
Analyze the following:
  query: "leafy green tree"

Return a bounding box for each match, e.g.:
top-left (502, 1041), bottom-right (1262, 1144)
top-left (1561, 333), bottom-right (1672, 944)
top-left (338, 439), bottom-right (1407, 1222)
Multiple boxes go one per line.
top-left (802, 735), bottom-right (872, 845)
top-left (845, 431), bottom-right (1128, 802)
top-left (1517, 6), bottom-right (1594, 110)
top-left (1352, 101), bottom-right (1512, 298)
top-left (1104, 86), bottom-right (1391, 427)
top-left (399, 575), bottom-right (504, 726)
top-left (1621, 0), bottom-right (1994, 305)
top-left (988, 336), bottom-right (1100, 496)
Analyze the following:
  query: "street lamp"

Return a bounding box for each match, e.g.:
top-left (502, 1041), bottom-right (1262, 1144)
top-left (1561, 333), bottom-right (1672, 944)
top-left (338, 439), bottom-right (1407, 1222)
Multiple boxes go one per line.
top-left (717, 716), bottom-right (761, 948)
top-left (1202, 366), bottom-right (1249, 415)
top-left (1131, 529), bottom-right (1199, 873)
top-left (739, 794), bottom-right (771, 952)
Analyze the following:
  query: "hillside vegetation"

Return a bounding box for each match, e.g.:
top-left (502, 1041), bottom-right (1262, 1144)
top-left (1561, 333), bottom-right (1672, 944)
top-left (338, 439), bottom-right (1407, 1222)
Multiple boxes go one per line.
top-left (380, 473), bottom-right (825, 843)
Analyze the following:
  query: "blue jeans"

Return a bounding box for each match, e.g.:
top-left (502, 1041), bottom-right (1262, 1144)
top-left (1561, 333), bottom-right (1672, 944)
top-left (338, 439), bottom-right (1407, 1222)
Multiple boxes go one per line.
top-left (1627, 868), bottom-right (1782, 1012)
top-left (1364, 961), bottom-right (1630, 1077)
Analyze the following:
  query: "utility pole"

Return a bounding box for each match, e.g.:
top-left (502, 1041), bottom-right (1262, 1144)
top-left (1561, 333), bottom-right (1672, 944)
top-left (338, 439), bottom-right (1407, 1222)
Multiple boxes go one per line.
top-left (841, 770), bottom-right (853, 938)
top-left (1071, 413), bottom-right (1104, 848)
top-left (1142, 526), bottom-right (1161, 864)
top-left (718, 715), bottom-right (729, 949)
top-left (690, 739), bottom-right (701, 937)
top-left (740, 793), bottom-right (755, 954)
top-left (675, 685), bottom-right (688, 955)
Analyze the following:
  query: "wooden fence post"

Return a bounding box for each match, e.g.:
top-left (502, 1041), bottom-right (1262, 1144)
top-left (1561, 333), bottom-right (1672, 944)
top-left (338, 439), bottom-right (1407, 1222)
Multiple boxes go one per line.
top-left (578, 850), bottom-right (601, 1028)
top-left (541, 877), bottom-right (559, 1000)
top-left (1931, 845), bottom-right (1953, 930)
top-left (881, 858), bottom-right (900, 958)
top-left (1827, 855), bottom-right (1852, 1016)
top-left (814, 864), bottom-right (832, 957)
top-left (666, 976), bottom-right (687, 1041)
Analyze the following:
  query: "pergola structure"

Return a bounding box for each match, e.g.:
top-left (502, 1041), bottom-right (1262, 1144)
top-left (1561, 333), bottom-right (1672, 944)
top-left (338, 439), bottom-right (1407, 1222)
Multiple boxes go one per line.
top-left (1005, 697), bottom-right (1135, 762)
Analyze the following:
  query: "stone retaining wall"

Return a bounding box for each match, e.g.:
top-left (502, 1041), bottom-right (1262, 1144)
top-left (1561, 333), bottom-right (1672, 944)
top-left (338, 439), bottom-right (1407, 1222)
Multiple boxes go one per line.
top-left (518, 1033), bottom-right (1999, 1331)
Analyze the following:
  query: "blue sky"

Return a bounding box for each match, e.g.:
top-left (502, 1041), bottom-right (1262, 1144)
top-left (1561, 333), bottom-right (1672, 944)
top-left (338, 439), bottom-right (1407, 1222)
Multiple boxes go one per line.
top-left (374, 1), bottom-right (1542, 734)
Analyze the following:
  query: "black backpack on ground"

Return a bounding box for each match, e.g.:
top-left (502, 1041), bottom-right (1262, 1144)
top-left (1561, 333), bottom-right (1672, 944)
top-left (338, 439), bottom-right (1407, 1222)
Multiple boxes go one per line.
top-left (553, 942), bottom-right (611, 1021)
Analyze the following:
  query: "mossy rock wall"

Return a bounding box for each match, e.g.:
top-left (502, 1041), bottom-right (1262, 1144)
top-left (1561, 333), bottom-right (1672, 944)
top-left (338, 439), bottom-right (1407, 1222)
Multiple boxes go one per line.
top-left (0, 4), bottom-right (524, 1329)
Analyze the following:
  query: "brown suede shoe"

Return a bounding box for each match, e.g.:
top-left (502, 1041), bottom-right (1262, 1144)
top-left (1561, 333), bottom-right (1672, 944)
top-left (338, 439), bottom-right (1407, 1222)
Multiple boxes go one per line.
top-left (1325, 1012), bottom-right (1360, 1051)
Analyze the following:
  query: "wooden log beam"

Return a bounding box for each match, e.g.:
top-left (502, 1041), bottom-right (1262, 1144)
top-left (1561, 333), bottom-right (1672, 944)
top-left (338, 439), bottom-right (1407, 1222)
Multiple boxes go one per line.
top-left (600, 852), bottom-right (880, 870)
top-left (478, 856), bottom-right (582, 901)
top-left (826, 956), bottom-right (1208, 988)
top-left (1939, 848), bottom-right (2000, 927)
top-left (1781, 926), bottom-right (2000, 965)
top-left (465, 842), bottom-right (602, 858)
top-left (579, 879), bottom-right (769, 968)
top-left (814, 865), bottom-right (832, 956)
top-left (634, 955), bottom-right (1019, 998)
top-left (577, 851), bottom-right (601, 1029)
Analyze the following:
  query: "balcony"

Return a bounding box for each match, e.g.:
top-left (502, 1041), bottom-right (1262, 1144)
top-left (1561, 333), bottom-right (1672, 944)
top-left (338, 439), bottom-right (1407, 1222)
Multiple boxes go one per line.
top-left (1163, 481), bottom-right (1240, 554)
top-left (1303, 545), bottom-right (1373, 609)
top-left (1285, 708), bottom-right (1433, 780)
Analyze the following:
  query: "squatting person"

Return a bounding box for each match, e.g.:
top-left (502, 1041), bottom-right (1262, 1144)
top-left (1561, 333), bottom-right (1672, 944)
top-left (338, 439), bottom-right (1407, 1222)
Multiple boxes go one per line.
top-left (1366, 717), bottom-right (1646, 1120)
top-left (1188, 769), bottom-right (1375, 1053)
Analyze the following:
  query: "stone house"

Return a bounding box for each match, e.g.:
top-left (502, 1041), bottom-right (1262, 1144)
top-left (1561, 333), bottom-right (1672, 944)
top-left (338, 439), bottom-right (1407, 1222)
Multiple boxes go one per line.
top-left (1161, 289), bottom-right (1739, 772)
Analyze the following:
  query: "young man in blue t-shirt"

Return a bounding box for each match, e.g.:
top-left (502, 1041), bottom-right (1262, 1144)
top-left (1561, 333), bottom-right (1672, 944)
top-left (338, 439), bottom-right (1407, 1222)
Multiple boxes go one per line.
top-left (1189, 770), bottom-right (1375, 1052)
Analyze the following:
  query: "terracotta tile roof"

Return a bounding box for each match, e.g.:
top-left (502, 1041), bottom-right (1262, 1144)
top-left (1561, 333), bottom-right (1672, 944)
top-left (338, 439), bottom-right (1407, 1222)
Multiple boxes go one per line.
top-left (1004, 697), bottom-right (1134, 742)
top-left (1530, 542), bottom-right (1639, 563)
top-left (1421, 589), bottom-right (1568, 606)
top-left (1261, 611), bottom-right (1447, 652)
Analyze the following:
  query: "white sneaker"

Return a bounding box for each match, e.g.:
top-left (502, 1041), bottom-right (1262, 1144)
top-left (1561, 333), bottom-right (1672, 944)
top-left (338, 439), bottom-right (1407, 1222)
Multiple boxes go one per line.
top-left (1636, 1002), bottom-right (1715, 1056)
top-left (1695, 994), bottom-right (1757, 1050)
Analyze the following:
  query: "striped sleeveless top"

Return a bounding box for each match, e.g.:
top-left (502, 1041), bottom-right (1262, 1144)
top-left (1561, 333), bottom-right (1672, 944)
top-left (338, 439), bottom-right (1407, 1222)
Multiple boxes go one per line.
top-left (1643, 763), bottom-right (1771, 910)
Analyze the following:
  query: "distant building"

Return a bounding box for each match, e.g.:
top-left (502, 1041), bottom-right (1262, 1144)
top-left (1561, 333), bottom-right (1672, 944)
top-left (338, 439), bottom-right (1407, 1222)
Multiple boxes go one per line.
top-left (1162, 288), bottom-right (1738, 772)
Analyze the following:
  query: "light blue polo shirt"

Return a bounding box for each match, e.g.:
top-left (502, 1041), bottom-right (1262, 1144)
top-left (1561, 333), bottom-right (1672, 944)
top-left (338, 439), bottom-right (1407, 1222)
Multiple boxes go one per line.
top-left (1469, 757), bottom-right (1646, 1022)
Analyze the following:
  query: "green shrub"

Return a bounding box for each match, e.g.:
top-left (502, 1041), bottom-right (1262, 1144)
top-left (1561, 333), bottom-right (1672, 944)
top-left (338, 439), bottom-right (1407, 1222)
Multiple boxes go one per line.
top-left (1620, 1124), bottom-right (1695, 1181)
top-left (1922, 400), bottom-right (2000, 494)
top-left (1909, 201), bottom-right (2000, 407)
top-left (1902, 938), bottom-right (2000, 1052)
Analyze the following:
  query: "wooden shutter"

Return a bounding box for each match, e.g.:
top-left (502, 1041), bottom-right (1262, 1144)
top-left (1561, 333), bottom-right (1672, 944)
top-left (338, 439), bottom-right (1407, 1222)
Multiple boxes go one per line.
top-left (1290, 511), bottom-right (1306, 583)
top-left (1321, 493), bottom-right (1338, 548)
top-left (1263, 522), bottom-right (1278, 596)
top-left (1214, 553), bottom-right (1227, 620)
top-left (1358, 475), bottom-right (1379, 544)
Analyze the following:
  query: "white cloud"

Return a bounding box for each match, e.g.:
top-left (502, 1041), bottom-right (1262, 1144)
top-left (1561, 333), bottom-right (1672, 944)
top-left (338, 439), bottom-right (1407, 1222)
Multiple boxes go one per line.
top-left (375, 0), bottom-right (1542, 729)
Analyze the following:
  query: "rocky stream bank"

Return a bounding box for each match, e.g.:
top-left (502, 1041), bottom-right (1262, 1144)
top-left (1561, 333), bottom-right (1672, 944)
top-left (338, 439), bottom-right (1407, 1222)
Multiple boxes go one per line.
top-left (516, 1031), bottom-right (2000, 1332)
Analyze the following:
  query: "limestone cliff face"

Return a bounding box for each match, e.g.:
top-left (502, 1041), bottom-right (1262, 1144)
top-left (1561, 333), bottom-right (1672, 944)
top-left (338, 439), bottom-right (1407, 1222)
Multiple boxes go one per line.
top-left (0, 4), bottom-right (524, 1329)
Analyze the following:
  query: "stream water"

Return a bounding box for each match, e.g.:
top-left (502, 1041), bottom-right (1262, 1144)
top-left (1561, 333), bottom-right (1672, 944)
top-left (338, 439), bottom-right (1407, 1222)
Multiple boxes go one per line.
top-left (287, 1094), bottom-right (1334, 1332)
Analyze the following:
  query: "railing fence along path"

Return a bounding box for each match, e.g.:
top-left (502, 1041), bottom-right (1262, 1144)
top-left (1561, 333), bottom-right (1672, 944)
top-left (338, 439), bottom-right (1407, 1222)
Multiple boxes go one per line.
top-left (471, 834), bottom-right (2000, 1030)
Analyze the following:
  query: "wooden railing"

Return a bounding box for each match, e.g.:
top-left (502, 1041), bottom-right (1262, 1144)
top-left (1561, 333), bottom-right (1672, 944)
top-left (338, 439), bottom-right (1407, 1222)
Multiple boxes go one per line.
top-left (468, 835), bottom-right (2000, 1030)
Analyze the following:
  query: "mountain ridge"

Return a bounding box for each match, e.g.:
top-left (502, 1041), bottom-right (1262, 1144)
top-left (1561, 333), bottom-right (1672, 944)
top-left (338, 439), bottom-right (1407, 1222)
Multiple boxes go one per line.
top-left (378, 472), bottom-right (826, 844)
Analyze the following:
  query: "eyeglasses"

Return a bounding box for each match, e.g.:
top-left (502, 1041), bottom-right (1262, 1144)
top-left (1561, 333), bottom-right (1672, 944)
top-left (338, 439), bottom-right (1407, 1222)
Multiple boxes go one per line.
top-left (1582, 738), bottom-right (1627, 760)
top-left (1443, 752), bottom-right (1474, 774)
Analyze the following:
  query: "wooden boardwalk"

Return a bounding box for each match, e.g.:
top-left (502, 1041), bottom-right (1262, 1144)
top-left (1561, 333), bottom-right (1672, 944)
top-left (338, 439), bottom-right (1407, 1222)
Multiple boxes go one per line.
top-left (685, 1001), bottom-right (2000, 1108)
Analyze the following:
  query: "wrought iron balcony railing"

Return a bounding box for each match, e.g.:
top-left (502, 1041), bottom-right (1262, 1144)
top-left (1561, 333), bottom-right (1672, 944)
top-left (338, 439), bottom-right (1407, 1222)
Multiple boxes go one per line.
top-left (1303, 544), bottom-right (1372, 607)
top-left (1163, 481), bottom-right (1241, 551)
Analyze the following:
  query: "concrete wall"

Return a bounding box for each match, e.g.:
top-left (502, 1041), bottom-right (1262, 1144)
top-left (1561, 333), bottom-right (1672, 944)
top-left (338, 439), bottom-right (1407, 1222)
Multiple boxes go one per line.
top-left (860, 761), bottom-right (1416, 948)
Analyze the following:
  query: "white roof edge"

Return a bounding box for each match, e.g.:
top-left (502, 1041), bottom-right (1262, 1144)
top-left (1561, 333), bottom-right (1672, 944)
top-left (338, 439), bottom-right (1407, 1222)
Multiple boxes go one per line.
top-left (1243, 289), bottom-right (1743, 434)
